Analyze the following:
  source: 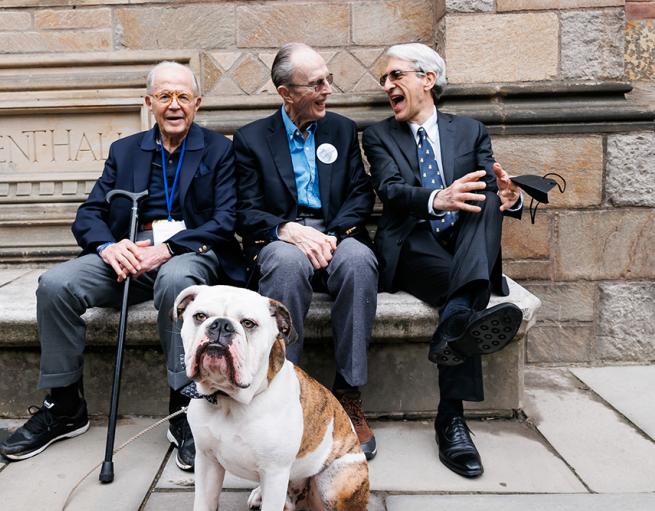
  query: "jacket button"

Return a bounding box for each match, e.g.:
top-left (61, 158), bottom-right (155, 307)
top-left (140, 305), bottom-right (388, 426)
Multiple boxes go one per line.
top-left (397, 239), bottom-right (404, 246)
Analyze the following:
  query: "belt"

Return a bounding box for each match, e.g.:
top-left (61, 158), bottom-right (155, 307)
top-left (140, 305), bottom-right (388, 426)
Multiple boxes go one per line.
top-left (140, 221), bottom-right (154, 231)
top-left (296, 206), bottom-right (323, 219)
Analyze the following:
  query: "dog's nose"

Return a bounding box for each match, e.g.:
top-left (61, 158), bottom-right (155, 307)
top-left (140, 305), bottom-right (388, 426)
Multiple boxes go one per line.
top-left (208, 318), bottom-right (235, 335)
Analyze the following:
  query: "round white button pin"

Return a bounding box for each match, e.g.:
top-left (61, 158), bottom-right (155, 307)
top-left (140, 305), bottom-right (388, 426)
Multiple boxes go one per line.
top-left (316, 143), bottom-right (338, 164)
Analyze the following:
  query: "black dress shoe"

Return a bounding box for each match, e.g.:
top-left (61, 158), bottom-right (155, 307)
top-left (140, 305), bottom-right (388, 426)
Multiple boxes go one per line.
top-left (167, 416), bottom-right (195, 472)
top-left (435, 416), bottom-right (483, 478)
top-left (429, 303), bottom-right (522, 364)
top-left (428, 308), bottom-right (471, 366)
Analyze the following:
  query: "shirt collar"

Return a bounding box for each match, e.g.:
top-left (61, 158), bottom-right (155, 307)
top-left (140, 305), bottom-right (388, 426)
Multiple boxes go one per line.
top-left (280, 105), bottom-right (316, 142)
top-left (408, 106), bottom-right (438, 142)
top-left (141, 122), bottom-right (203, 152)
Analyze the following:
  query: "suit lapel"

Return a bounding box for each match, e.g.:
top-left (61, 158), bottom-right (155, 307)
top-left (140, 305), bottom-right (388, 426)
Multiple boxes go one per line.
top-left (438, 111), bottom-right (456, 185)
top-left (267, 111), bottom-right (297, 201)
top-left (391, 119), bottom-right (420, 185)
top-left (314, 117), bottom-right (333, 220)
top-left (178, 123), bottom-right (204, 206)
top-left (134, 128), bottom-right (156, 192)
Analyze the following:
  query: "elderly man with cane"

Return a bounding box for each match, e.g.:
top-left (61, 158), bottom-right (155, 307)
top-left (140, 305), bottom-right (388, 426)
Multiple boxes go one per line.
top-left (0, 61), bottom-right (245, 473)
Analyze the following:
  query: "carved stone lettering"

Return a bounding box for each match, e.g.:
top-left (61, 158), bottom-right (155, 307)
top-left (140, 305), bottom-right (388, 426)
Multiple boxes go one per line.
top-left (0, 112), bottom-right (140, 173)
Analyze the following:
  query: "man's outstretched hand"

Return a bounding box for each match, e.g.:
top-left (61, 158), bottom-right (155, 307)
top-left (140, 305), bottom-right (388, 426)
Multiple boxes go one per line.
top-left (432, 170), bottom-right (487, 213)
top-left (493, 162), bottom-right (521, 212)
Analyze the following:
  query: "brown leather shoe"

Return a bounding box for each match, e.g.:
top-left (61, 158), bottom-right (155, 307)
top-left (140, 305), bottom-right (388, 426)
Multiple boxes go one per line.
top-left (335, 390), bottom-right (377, 460)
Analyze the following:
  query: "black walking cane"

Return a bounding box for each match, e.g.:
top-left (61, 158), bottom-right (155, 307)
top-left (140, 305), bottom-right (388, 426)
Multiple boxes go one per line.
top-left (99, 189), bottom-right (148, 484)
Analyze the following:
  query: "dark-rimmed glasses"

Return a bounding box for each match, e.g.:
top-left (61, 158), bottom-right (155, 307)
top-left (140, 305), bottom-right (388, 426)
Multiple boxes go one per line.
top-left (288, 73), bottom-right (334, 92)
top-left (150, 90), bottom-right (195, 106)
top-left (379, 69), bottom-right (424, 87)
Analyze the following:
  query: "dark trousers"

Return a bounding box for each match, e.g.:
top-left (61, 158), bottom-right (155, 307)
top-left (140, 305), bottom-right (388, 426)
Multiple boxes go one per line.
top-left (395, 191), bottom-right (503, 402)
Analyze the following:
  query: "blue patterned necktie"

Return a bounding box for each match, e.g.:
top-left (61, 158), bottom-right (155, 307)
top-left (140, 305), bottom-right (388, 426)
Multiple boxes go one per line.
top-left (417, 127), bottom-right (457, 236)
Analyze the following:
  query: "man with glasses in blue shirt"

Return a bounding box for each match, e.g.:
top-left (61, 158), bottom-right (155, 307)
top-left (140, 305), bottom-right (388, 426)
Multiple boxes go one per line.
top-left (234, 42), bottom-right (378, 460)
top-left (0, 62), bottom-right (245, 471)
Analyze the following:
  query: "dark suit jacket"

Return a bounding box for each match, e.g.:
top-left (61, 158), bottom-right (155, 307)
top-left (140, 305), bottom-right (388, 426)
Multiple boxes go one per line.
top-left (234, 109), bottom-right (374, 266)
top-left (72, 122), bottom-right (246, 285)
top-left (363, 111), bottom-right (521, 293)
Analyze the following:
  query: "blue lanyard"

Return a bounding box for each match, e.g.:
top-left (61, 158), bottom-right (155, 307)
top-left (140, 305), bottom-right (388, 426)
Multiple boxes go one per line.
top-left (160, 138), bottom-right (186, 221)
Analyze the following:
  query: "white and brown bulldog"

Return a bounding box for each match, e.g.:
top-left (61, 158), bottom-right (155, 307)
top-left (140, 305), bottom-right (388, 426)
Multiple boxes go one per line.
top-left (174, 285), bottom-right (369, 511)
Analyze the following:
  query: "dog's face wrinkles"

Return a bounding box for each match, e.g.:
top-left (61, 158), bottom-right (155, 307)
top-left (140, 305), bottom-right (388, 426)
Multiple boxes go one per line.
top-left (174, 285), bottom-right (290, 402)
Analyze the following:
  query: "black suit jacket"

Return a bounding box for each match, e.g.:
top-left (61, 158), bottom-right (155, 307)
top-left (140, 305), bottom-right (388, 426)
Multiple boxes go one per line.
top-left (363, 111), bottom-right (521, 292)
top-left (234, 109), bottom-right (374, 265)
top-left (72, 122), bottom-right (246, 285)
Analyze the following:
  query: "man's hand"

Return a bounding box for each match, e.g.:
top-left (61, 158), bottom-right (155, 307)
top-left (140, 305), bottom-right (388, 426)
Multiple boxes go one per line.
top-left (278, 222), bottom-right (337, 270)
top-left (432, 170), bottom-right (487, 213)
top-left (131, 243), bottom-right (172, 280)
top-left (493, 162), bottom-right (521, 212)
top-left (100, 239), bottom-right (151, 282)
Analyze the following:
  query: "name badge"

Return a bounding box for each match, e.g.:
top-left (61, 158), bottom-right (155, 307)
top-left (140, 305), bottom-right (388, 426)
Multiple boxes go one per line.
top-left (152, 219), bottom-right (186, 245)
top-left (316, 143), bottom-right (338, 164)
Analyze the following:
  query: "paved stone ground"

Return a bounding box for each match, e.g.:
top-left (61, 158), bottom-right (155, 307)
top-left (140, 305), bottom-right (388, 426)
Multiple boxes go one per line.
top-left (1, 366), bottom-right (654, 510)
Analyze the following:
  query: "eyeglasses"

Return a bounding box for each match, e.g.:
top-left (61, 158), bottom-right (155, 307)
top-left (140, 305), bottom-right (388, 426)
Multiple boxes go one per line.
top-left (288, 73), bottom-right (334, 92)
top-left (150, 90), bottom-right (195, 106)
top-left (378, 69), bottom-right (424, 87)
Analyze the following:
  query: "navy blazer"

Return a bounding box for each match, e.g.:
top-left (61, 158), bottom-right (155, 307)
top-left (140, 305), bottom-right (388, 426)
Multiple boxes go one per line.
top-left (234, 110), bottom-right (374, 264)
top-left (363, 111), bottom-right (521, 293)
top-left (72, 123), bottom-right (246, 285)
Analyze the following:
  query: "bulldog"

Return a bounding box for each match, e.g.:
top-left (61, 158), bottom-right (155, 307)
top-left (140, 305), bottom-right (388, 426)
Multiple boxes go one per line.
top-left (174, 285), bottom-right (369, 511)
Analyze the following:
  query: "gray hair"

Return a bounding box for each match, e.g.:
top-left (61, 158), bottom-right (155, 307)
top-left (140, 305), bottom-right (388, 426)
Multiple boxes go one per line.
top-left (146, 61), bottom-right (200, 96)
top-left (271, 42), bottom-right (313, 88)
top-left (386, 43), bottom-right (447, 101)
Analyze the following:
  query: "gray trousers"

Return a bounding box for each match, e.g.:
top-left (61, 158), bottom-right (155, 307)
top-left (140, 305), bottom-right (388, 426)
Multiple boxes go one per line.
top-left (36, 240), bottom-right (222, 391)
top-left (257, 237), bottom-right (378, 387)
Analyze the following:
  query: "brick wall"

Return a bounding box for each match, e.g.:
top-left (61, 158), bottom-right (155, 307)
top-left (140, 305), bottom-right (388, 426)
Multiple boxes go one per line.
top-left (0, 0), bottom-right (653, 366)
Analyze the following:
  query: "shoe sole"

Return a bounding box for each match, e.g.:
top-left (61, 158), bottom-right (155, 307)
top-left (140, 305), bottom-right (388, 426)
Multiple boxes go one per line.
top-left (429, 344), bottom-right (466, 366)
top-left (451, 303), bottom-right (522, 358)
top-left (2, 421), bottom-right (90, 461)
top-left (167, 429), bottom-right (194, 472)
top-left (361, 438), bottom-right (377, 461)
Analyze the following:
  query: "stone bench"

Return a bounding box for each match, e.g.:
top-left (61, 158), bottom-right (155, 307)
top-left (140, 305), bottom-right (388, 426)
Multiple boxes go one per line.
top-left (0, 268), bottom-right (540, 418)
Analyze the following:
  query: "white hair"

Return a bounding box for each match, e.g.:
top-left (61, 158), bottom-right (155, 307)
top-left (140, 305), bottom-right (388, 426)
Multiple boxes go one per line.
top-left (386, 43), bottom-right (447, 100)
top-left (146, 61), bottom-right (200, 96)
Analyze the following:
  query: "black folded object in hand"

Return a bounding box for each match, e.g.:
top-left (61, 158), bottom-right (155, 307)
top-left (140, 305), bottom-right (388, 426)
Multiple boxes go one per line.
top-left (509, 173), bottom-right (566, 223)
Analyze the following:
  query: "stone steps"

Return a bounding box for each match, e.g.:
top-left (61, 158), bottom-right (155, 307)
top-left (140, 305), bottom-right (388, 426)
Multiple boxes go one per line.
top-left (0, 268), bottom-right (540, 417)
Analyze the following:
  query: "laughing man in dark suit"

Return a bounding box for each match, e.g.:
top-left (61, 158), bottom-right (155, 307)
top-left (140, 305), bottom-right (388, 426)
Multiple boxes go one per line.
top-left (234, 43), bottom-right (378, 460)
top-left (363, 43), bottom-right (524, 477)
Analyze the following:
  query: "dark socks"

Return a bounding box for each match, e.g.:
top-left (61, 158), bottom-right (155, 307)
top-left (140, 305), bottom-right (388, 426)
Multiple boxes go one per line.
top-left (169, 388), bottom-right (191, 423)
top-left (436, 398), bottom-right (464, 429)
top-left (51, 380), bottom-right (83, 416)
top-left (332, 372), bottom-right (358, 394)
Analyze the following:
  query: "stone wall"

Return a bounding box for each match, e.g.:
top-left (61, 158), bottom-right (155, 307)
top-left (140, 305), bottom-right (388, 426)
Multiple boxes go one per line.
top-left (0, 0), bottom-right (653, 367)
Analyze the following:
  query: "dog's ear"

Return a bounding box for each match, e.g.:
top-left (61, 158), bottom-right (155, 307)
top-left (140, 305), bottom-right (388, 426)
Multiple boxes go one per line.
top-left (173, 285), bottom-right (204, 321)
top-left (269, 299), bottom-right (298, 345)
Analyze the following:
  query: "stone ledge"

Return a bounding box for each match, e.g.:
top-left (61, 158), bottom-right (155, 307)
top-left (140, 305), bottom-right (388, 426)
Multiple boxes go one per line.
top-left (0, 270), bottom-right (539, 347)
top-left (0, 269), bottom-right (540, 416)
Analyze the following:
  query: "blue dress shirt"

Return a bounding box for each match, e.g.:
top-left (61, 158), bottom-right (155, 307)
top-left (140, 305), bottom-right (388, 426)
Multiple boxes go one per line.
top-left (280, 105), bottom-right (321, 209)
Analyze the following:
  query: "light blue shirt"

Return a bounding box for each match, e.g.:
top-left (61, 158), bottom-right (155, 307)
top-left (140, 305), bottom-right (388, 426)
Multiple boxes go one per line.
top-left (280, 106), bottom-right (321, 209)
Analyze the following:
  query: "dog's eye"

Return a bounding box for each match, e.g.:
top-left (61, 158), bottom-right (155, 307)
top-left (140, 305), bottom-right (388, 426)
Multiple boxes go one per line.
top-left (241, 319), bottom-right (257, 329)
top-left (193, 312), bottom-right (207, 322)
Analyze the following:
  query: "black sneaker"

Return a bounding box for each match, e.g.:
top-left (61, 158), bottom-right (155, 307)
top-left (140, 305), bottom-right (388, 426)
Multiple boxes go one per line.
top-left (167, 416), bottom-right (195, 472)
top-left (0, 397), bottom-right (89, 461)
